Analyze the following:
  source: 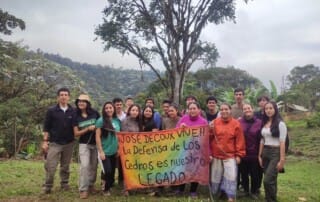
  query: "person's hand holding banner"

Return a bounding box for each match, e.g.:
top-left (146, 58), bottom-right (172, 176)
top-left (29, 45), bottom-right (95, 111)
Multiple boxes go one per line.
top-left (117, 125), bottom-right (210, 190)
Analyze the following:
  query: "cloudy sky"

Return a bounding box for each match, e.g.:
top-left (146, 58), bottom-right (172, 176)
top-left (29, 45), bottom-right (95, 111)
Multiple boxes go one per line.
top-left (2, 0), bottom-right (320, 90)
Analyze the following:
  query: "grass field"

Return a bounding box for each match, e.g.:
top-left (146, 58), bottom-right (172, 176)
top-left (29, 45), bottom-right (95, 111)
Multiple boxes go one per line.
top-left (0, 158), bottom-right (319, 202)
top-left (0, 119), bottom-right (319, 202)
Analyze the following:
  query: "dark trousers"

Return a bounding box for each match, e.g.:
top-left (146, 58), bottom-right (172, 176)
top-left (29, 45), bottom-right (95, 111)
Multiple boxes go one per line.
top-left (237, 168), bottom-right (241, 189)
top-left (178, 182), bottom-right (198, 193)
top-left (117, 156), bottom-right (123, 184)
top-left (101, 154), bottom-right (117, 192)
top-left (257, 162), bottom-right (263, 190)
top-left (239, 159), bottom-right (260, 194)
top-left (262, 146), bottom-right (280, 202)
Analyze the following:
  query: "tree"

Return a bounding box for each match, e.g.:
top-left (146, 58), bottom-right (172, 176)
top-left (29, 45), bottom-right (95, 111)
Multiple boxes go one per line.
top-left (0, 40), bottom-right (83, 157)
top-left (95, 0), bottom-right (244, 104)
top-left (0, 9), bottom-right (25, 35)
top-left (194, 66), bottom-right (262, 92)
top-left (283, 64), bottom-right (320, 110)
top-left (287, 64), bottom-right (320, 87)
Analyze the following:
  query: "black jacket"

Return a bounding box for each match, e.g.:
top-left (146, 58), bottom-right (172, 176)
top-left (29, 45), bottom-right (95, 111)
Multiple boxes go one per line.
top-left (43, 104), bottom-right (75, 144)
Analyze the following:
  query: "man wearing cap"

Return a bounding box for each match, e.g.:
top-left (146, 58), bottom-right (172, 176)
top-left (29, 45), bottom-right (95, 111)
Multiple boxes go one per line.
top-left (73, 94), bottom-right (100, 199)
top-left (42, 87), bottom-right (75, 194)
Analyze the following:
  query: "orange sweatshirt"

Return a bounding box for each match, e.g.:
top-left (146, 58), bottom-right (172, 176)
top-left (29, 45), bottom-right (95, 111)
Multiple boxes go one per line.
top-left (210, 117), bottom-right (246, 159)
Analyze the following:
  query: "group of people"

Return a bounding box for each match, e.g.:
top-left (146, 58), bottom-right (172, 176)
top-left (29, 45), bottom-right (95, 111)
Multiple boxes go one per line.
top-left (41, 87), bottom-right (287, 202)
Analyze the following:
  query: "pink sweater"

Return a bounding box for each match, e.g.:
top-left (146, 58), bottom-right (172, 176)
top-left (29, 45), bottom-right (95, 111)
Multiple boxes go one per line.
top-left (176, 114), bottom-right (208, 127)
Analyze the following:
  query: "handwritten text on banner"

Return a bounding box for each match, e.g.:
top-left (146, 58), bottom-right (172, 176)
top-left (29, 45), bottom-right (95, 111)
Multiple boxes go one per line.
top-left (117, 125), bottom-right (210, 190)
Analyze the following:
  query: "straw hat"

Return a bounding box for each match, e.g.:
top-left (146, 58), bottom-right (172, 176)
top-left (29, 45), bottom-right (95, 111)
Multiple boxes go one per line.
top-left (75, 94), bottom-right (90, 105)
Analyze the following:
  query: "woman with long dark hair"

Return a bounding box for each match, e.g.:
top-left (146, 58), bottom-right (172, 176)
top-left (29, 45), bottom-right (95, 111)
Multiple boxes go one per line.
top-left (258, 101), bottom-right (287, 202)
top-left (142, 105), bottom-right (158, 132)
top-left (95, 102), bottom-right (121, 196)
top-left (73, 94), bottom-right (100, 199)
top-left (121, 104), bottom-right (142, 132)
top-left (120, 104), bottom-right (142, 196)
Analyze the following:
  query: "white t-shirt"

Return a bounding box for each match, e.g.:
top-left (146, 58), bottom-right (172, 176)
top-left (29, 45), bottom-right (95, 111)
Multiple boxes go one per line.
top-left (261, 121), bottom-right (287, 146)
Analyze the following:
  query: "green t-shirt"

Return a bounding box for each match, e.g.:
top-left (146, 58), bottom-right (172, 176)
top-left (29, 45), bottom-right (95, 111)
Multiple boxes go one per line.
top-left (95, 117), bottom-right (121, 155)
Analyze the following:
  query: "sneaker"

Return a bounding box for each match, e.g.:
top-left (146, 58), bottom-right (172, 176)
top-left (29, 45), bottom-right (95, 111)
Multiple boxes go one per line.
top-left (250, 193), bottom-right (259, 200)
top-left (103, 190), bottom-right (111, 196)
top-left (190, 192), bottom-right (198, 199)
top-left (79, 191), bottom-right (88, 199)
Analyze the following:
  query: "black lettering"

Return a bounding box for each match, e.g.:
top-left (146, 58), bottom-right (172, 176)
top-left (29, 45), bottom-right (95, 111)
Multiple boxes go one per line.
top-left (152, 171), bottom-right (185, 185)
top-left (191, 128), bottom-right (199, 137)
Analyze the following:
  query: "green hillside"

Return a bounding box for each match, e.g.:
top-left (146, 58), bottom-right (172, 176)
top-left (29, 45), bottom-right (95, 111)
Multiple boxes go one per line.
top-left (41, 52), bottom-right (158, 104)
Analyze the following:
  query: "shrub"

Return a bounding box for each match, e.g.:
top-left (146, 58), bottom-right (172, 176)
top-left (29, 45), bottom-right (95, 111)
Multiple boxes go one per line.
top-left (306, 112), bottom-right (320, 128)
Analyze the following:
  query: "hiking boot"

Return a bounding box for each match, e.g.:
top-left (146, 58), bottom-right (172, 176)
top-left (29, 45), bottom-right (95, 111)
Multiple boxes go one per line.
top-left (88, 186), bottom-right (98, 194)
top-left (79, 191), bottom-right (88, 199)
top-left (42, 187), bottom-right (51, 194)
top-left (61, 184), bottom-right (70, 191)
